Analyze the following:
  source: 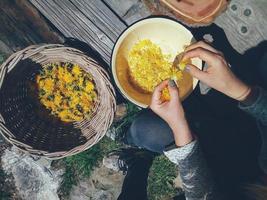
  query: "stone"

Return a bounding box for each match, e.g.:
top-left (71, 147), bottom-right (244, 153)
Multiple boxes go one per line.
top-left (173, 173), bottom-right (183, 189)
top-left (102, 155), bottom-right (120, 172)
top-left (92, 190), bottom-right (113, 200)
top-left (105, 127), bottom-right (117, 141)
top-left (69, 164), bottom-right (124, 200)
top-left (114, 103), bottom-right (127, 122)
top-left (1, 146), bottom-right (64, 200)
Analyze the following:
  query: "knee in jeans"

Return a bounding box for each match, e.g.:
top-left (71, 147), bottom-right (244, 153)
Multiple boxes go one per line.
top-left (127, 110), bottom-right (174, 153)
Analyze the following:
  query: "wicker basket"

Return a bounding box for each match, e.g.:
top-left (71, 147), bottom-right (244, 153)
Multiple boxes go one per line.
top-left (0, 44), bottom-right (116, 159)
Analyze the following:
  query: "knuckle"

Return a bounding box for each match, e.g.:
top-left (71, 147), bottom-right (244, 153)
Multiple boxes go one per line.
top-left (195, 47), bottom-right (203, 54)
top-left (214, 55), bottom-right (225, 65)
top-left (198, 41), bottom-right (206, 46)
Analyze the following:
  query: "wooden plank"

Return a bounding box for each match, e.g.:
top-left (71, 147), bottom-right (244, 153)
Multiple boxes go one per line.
top-left (29, 0), bottom-right (127, 64)
top-left (103, 0), bottom-right (151, 25)
top-left (30, 0), bottom-right (112, 62)
top-left (0, 0), bottom-right (63, 56)
top-left (70, 0), bottom-right (127, 39)
top-left (0, 41), bottom-right (13, 56)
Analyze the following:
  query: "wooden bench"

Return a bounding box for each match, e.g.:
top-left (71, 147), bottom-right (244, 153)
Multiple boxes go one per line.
top-left (29, 0), bottom-right (150, 64)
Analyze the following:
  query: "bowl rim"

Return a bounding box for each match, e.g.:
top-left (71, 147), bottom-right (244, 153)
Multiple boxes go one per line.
top-left (111, 16), bottom-right (200, 108)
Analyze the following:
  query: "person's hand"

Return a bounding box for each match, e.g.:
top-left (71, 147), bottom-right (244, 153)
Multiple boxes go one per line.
top-left (150, 79), bottom-right (193, 146)
top-left (183, 41), bottom-right (251, 101)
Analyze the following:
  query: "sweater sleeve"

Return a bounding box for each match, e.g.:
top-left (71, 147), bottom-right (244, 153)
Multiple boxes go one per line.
top-left (164, 141), bottom-right (223, 200)
top-left (239, 87), bottom-right (267, 173)
top-left (239, 87), bottom-right (267, 125)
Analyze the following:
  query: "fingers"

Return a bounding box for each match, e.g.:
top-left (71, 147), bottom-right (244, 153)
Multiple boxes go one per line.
top-left (168, 79), bottom-right (179, 100)
top-left (185, 41), bottom-right (223, 56)
top-left (183, 47), bottom-right (217, 64)
top-left (152, 80), bottom-right (169, 103)
top-left (185, 64), bottom-right (207, 80)
top-left (152, 79), bottom-right (180, 104)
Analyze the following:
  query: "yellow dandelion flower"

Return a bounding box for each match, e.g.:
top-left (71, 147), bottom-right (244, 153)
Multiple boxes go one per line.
top-left (38, 79), bottom-right (45, 88)
top-left (43, 78), bottom-right (54, 91)
top-left (85, 82), bottom-right (94, 92)
top-left (178, 59), bottom-right (190, 71)
top-left (58, 110), bottom-right (70, 120)
top-left (62, 73), bottom-right (74, 84)
top-left (161, 87), bottom-right (170, 101)
top-left (128, 39), bottom-right (183, 95)
top-left (72, 64), bottom-right (81, 76)
top-left (37, 62), bottom-right (97, 122)
top-left (69, 95), bottom-right (80, 108)
top-left (57, 67), bottom-right (65, 80)
top-left (54, 94), bottom-right (62, 107)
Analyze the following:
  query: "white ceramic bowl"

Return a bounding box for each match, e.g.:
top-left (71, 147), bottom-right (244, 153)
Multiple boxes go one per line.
top-left (111, 17), bottom-right (202, 108)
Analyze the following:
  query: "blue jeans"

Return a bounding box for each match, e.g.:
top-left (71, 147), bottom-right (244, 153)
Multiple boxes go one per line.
top-left (127, 109), bottom-right (174, 154)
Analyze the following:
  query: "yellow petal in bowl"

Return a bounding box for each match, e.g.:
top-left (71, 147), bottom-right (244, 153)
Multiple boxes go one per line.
top-left (111, 17), bottom-right (202, 108)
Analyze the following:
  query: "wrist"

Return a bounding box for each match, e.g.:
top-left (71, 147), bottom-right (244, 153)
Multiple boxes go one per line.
top-left (167, 116), bottom-right (186, 131)
top-left (228, 81), bottom-right (251, 101)
top-left (240, 86), bottom-right (260, 106)
top-left (169, 118), bottom-right (194, 147)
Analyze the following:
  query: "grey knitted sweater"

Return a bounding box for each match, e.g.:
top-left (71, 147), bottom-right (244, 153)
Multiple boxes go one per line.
top-left (215, 0), bottom-right (267, 54)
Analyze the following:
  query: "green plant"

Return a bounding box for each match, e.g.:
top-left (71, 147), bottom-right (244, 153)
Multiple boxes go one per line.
top-left (0, 169), bottom-right (12, 200)
top-left (148, 155), bottom-right (178, 200)
top-left (60, 143), bottom-right (101, 196)
top-left (58, 136), bottom-right (122, 197)
top-left (111, 102), bottom-right (141, 140)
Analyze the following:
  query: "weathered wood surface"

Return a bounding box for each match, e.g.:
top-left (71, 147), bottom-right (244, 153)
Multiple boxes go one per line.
top-left (29, 0), bottom-right (128, 64)
top-left (0, 0), bottom-right (63, 56)
top-left (0, 0), bottom-right (164, 65)
top-left (29, 0), bottom-right (153, 64)
top-left (103, 0), bottom-right (150, 24)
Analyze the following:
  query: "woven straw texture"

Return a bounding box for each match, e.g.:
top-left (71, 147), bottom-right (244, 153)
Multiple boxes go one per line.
top-left (0, 44), bottom-right (116, 159)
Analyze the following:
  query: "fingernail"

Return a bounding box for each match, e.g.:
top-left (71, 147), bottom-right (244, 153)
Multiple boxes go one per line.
top-left (168, 79), bottom-right (176, 87)
top-left (185, 65), bottom-right (190, 72)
